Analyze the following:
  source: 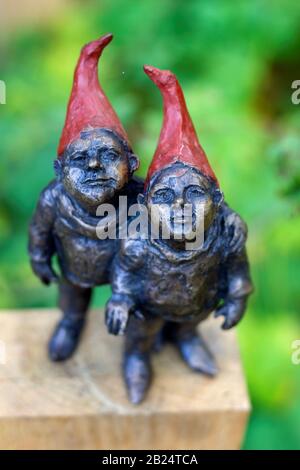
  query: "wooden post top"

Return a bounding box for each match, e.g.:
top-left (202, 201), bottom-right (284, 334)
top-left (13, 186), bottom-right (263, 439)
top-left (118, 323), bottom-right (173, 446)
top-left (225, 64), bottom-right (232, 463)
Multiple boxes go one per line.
top-left (0, 309), bottom-right (250, 449)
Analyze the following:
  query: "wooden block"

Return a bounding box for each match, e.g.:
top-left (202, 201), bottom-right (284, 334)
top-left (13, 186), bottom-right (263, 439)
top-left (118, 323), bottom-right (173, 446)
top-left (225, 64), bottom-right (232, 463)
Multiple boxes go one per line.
top-left (0, 309), bottom-right (250, 450)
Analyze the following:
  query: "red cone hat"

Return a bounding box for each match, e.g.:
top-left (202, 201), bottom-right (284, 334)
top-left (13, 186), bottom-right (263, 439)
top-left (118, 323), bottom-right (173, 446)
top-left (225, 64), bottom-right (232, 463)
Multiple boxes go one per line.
top-left (143, 65), bottom-right (218, 186)
top-left (57, 34), bottom-right (129, 157)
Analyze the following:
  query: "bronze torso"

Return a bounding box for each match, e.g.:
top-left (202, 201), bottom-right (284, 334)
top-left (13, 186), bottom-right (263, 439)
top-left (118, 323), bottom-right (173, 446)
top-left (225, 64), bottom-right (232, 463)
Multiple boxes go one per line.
top-left (29, 177), bottom-right (143, 288)
top-left (110, 204), bottom-right (249, 322)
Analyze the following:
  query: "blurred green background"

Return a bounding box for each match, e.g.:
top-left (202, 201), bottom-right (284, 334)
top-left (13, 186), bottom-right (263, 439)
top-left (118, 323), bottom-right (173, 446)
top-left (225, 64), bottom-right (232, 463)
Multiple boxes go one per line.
top-left (1, 0), bottom-right (300, 449)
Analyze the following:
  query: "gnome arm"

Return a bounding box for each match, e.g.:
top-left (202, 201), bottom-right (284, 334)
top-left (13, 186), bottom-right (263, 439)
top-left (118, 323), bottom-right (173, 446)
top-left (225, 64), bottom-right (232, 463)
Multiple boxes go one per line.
top-left (105, 265), bottom-right (136, 336)
top-left (28, 182), bottom-right (58, 285)
top-left (215, 207), bottom-right (253, 329)
top-left (224, 246), bottom-right (253, 301)
top-left (105, 238), bottom-right (145, 336)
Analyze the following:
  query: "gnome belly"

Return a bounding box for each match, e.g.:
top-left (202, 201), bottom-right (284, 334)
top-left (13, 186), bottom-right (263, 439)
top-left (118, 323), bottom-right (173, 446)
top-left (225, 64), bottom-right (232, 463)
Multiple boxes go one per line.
top-left (138, 251), bottom-right (221, 322)
top-left (57, 232), bottom-right (116, 288)
top-left (54, 212), bottom-right (118, 288)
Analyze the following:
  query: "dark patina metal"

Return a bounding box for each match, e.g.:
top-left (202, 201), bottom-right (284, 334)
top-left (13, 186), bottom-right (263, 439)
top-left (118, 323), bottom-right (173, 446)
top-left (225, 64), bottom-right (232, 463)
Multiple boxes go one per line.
top-left (105, 65), bottom-right (253, 404)
top-left (106, 163), bottom-right (252, 403)
top-left (28, 35), bottom-right (141, 361)
top-left (29, 127), bottom-right (141, 361)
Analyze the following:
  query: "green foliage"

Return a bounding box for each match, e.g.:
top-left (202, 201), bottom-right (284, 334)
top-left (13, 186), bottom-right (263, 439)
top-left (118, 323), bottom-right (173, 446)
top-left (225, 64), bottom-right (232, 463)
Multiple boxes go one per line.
top-left (1, 0), bottom-right (300, 449)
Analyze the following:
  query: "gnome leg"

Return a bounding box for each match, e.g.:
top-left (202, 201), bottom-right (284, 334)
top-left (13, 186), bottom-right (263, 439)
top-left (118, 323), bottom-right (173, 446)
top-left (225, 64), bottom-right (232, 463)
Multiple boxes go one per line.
top-left (167, 321), bottom-right (218, 377)
top-left (123, 313), bottom-right (164, 404)
top-left (48, 277), bottom-right (92, 362)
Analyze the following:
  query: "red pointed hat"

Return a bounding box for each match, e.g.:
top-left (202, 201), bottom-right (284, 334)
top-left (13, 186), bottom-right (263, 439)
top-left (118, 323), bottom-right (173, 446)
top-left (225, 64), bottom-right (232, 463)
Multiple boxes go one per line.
top-left (143, 65), bottom-right (218, 186)
top-left (57, 34), bottom-right (129, 157)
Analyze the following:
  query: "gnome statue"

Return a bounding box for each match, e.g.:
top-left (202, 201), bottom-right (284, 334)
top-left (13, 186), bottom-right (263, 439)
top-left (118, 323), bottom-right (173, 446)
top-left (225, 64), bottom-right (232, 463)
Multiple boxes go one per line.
top-left (29, 34), bottom-right (141, 361)
top-left (105, 66), bottom-right (253, 404)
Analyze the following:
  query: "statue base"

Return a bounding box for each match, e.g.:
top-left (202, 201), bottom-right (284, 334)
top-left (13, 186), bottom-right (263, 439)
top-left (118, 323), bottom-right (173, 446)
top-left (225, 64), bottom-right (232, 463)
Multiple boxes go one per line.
top-left (0, 308), bottom-right (250, 449)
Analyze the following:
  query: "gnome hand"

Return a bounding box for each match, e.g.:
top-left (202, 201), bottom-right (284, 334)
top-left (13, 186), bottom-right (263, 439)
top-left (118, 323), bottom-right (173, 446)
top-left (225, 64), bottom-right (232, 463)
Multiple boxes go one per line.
top-left (214, 297), bottom-right (247, 330)
top-left (105, 296), bottom-right (132, 336)
top-left (31, 259), bottom-right (59, 285)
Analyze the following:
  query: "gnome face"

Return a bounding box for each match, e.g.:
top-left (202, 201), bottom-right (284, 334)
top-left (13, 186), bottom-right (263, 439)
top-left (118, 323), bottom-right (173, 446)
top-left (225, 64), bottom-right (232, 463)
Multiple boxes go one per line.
top-left (145, 162), bottom-right (222, 243)
top-left (57, 128), bottom-right (138, 209)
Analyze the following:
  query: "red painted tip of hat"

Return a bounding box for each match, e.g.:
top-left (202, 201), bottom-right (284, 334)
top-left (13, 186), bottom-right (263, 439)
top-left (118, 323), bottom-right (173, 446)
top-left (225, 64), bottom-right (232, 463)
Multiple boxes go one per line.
top-left (57, 33), bottom-right (129, 157)
top-left (143, 65), bottom-right (176, 87)
top-left (143, 65), bottom-right (218, 187)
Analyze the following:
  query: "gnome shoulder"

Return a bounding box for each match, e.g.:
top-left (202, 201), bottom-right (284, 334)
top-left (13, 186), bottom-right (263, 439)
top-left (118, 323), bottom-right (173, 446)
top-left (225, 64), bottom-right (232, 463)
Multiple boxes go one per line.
top-left (221, 203), bottom-right (248, 257)
top-left (37, 179), bottom-right (60, 213)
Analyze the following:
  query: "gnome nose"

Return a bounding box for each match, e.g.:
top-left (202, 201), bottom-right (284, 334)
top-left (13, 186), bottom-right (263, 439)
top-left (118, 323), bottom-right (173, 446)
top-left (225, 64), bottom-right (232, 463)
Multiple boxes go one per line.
top-left (88, 155), bottom-right (101, 170)
top-left (174, 197), bottom-right (184, 208)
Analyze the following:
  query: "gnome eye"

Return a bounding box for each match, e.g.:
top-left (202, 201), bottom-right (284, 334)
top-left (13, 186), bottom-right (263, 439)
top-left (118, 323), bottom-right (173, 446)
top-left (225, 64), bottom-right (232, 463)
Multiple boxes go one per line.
top-left (152, 188), bottom-right (174, 204)
top-left (102, 150), bottom-right (120, 162)
top-left (185, 186), bottom-right (205, 202)
top-left (71, 152), bottom-right (86, 162)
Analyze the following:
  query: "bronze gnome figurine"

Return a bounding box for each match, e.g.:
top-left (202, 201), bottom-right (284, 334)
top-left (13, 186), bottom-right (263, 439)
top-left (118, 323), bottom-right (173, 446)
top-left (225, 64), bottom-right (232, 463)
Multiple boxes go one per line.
top-left (29, 35), bottom-right (253, 405)
top-left (105, 66), bottom-right (253, 404)
top-left (28, 34), bottom-right (141, 361)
